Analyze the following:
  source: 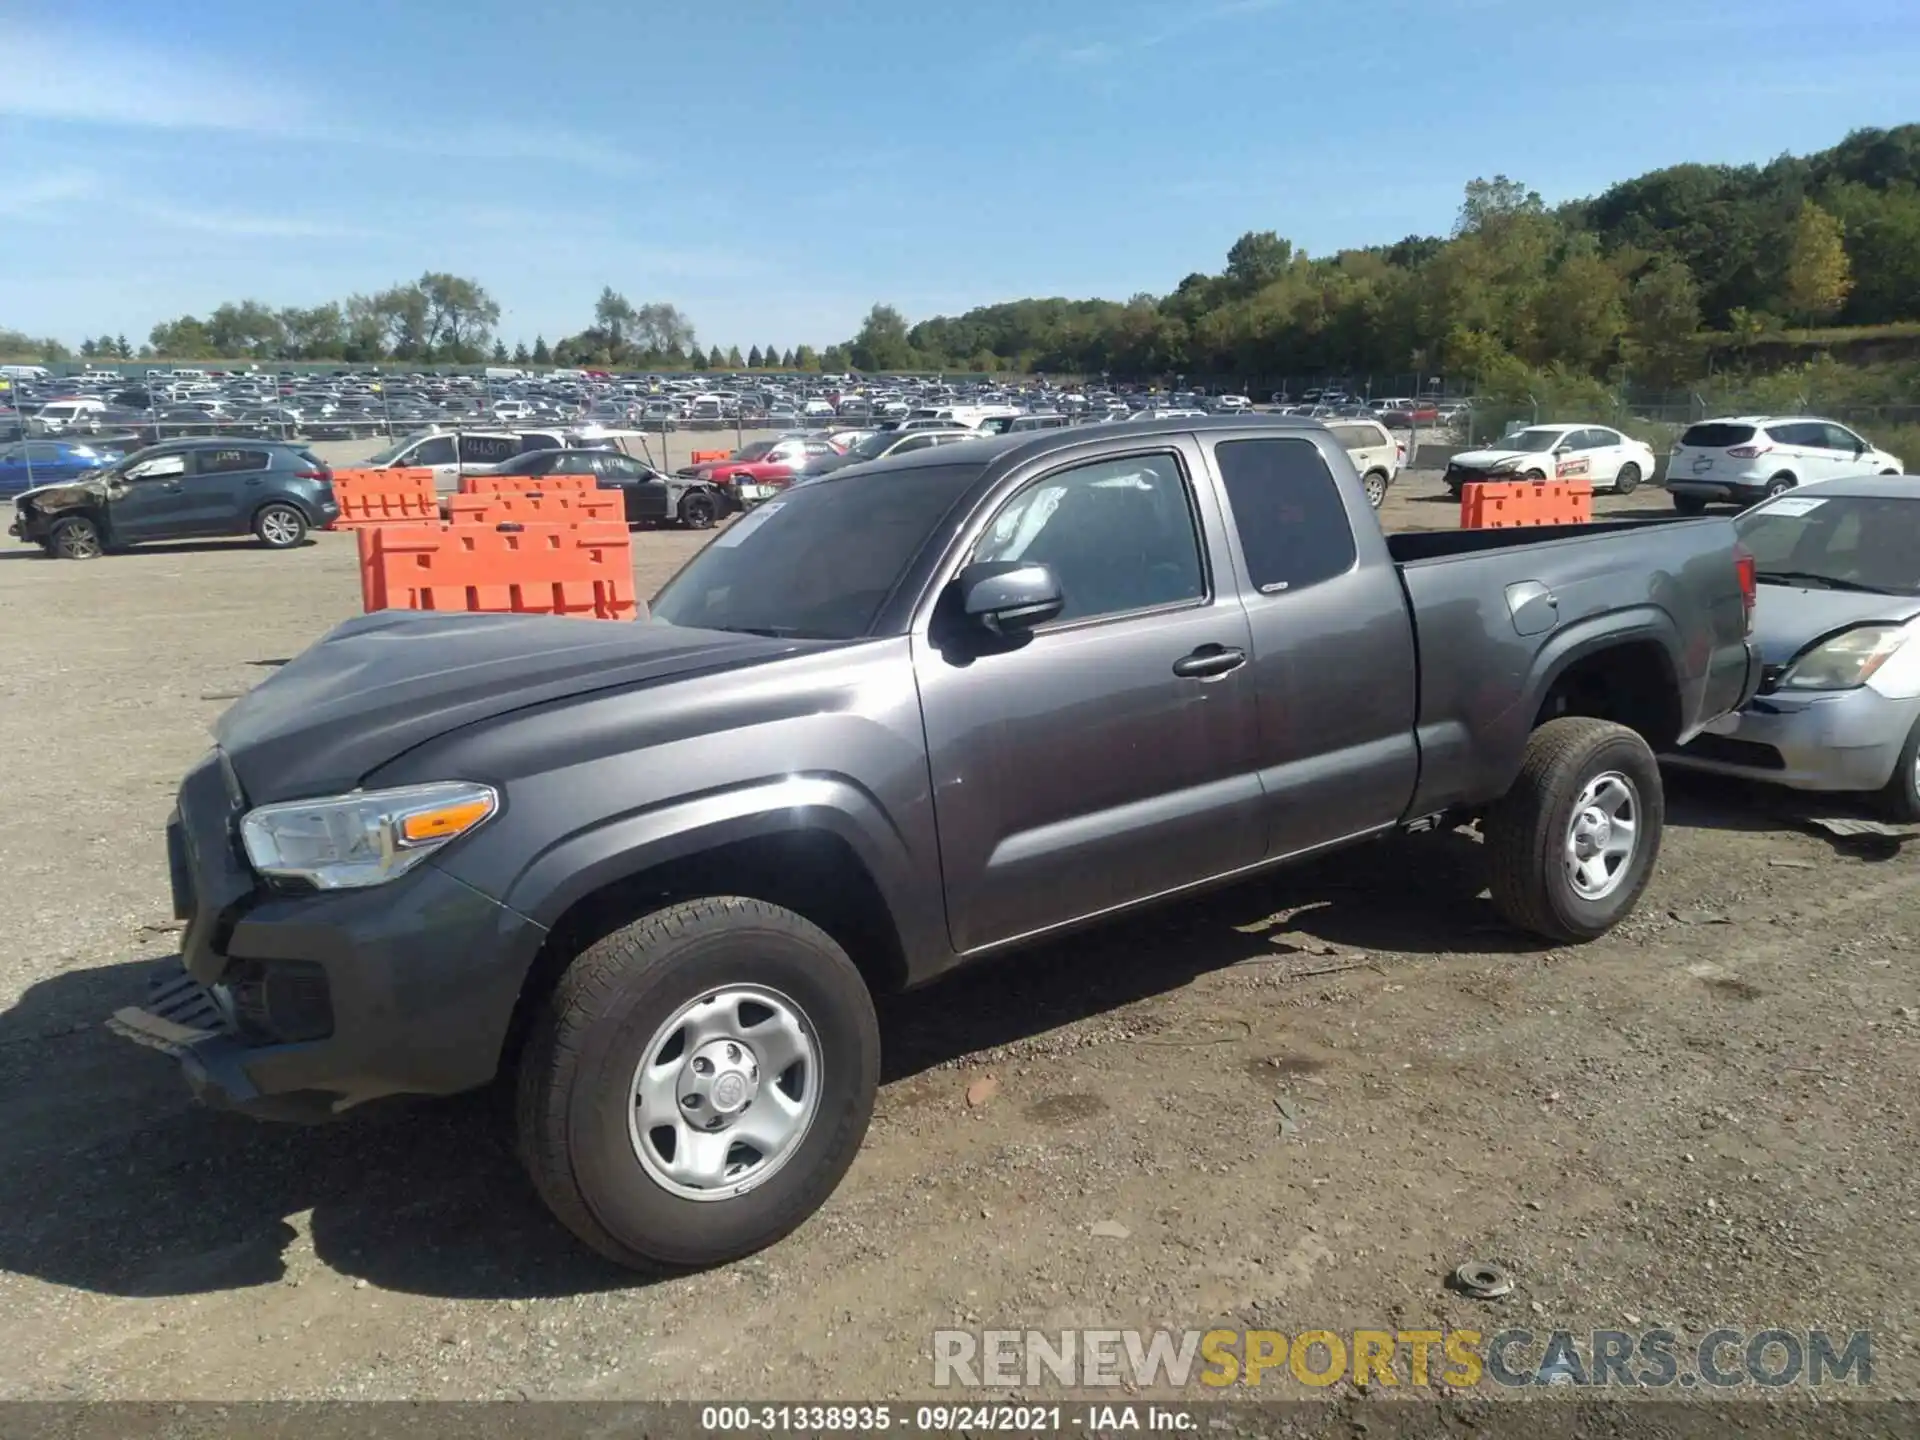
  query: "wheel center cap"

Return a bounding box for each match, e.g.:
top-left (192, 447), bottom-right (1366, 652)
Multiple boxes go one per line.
top-left (1574, 809), bottom-right (1611, 856)
top-left (684, 1038), bottom-right (760, 1118)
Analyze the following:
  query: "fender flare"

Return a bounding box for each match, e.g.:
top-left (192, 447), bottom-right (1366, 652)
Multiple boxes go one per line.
top-left (501, 771), bottom-right (923, 964)
top-left (1519, 604), bottom-right (1686, 730)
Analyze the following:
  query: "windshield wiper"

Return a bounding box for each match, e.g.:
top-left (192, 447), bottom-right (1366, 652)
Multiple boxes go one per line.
top-left (1754, 570), bottom-right (1890, 594)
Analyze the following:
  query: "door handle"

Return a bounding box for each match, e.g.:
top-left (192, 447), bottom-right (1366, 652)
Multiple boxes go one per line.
top-left (161, 482), bottom-right (183, 491)
top-left (245, 477), bottom-right (263, 485)
top-left (1172, 644), bottom-right (1247, 679)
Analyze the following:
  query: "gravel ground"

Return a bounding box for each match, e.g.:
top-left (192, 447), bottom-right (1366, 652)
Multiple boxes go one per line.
top-left (1, 468), bottom-right (1916, 1408)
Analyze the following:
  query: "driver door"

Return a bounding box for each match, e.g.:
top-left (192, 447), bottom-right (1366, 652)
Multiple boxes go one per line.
top-left (106, 451), bottom-right (194, 540)
top-left (912, 443), bottom-right (1262, 953)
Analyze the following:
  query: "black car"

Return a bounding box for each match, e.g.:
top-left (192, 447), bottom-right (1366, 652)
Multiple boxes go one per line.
top-left (9, 439), bottom-right (339, 559)
top-left (482, 446), bottom-right (704, 527)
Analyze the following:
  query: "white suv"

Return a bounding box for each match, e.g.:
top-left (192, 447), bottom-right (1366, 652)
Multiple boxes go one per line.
top-left (1666, 416), bottom-right (1902, 513)
top-left (1325, 418), bottom-right (1402, 508)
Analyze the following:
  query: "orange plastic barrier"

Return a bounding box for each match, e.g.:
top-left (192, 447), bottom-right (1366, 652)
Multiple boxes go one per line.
top-left (327, 468), bottom-right (438, 528)
top-left (689, 449), bottom-right (731, 464)
top-left (357, 521), bottom-right (636, 620)
top-left (458, 472), bottom-right (596, 495)
top-left (446, 490), bottom-right (621, 525)
top-left (1460, 480), bottom-right (1592, 529)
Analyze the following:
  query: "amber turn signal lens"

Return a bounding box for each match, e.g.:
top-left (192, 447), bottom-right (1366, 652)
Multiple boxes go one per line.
top-left (398, 797), bottom-right (495, 846)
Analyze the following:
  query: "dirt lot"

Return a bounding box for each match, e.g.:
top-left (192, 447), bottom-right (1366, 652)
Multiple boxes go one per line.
top-left (1, 470), bottom-right (1916, 1406)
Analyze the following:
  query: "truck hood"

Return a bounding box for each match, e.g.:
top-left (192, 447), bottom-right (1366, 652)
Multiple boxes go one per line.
top-left (215, 611), bottom-right (803, 803)
top-left (1750, 585), bottom-right (1920, 668)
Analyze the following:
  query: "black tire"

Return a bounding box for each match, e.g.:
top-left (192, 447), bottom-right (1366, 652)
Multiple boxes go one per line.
top-left (1614, 462), bottom-right (1641, 495)
top-left (1483, 717), bottom-right (1664, 944)
top-left (253, 502), bottom-right (308, 549)
top-left (1522, 468), bottom-right (1546, 482)
top-left (1764, 473), bottom-right (1796, 499)
top-left (1880, 715), bottom-right (1920, 824)
top-left (515, 896), bottom-right (880, 1272)
top-left (1673, 494), bottom-right (1708, 516)
top-left (1362, 470), bottom-right (1389, 509)
top-left (679, 491), bottom-right (720, 530)
top-left (48, 515), bottom-right (104, 560)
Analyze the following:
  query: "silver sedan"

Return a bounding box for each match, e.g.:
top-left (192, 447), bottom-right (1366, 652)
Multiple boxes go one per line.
top-left (1664, 475), bottom-right (1920, 820)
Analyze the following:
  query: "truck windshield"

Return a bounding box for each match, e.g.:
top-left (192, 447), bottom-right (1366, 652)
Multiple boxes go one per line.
top-left (650, 463), bottom-right (980, 639)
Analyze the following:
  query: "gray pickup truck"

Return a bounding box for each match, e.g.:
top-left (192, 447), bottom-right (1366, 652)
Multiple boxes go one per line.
top-left (112, 416), bottom-right (1759, 1272)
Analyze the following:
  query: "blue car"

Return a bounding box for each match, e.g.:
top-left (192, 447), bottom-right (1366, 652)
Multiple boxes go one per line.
top-left (0, 440), bottom-right (119, 499)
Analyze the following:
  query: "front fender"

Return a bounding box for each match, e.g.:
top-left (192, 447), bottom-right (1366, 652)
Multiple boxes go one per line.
top-left (497, 771), bottom-right (941, 976)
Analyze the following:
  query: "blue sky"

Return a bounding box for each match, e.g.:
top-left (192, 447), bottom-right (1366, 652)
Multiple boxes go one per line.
top-left (3, 0), bottom-right (1917, 352)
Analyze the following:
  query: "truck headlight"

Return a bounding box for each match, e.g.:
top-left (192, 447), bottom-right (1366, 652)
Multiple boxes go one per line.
top-left (1778, 625), bottom-right (1909, 691)
top-left (1488, 457), bottom-right (1522, 473)
top-left (239, 782), bottom-right (498, 889)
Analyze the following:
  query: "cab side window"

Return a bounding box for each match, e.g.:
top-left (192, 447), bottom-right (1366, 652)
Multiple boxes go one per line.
top-left (1213, 437), bottom-right (1357, 595)
top-left (970, 452), bottom-right (1205, 624)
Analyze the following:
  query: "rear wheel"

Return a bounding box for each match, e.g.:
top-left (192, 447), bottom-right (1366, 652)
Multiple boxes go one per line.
top-left (1673, 494), bottom-right (1707, 516)
top-left (1614, 462), bottom-right (1641, 495)
top-left (515, 897), bottom-right (880, 1272)
top-left (1764, 474), bottom-right (1796, 499)
top-left (48, 515), bottom-right (104, 560)
top-left (1362, 470), bottom-right (1389, 509)
top-left (253, 502), bottom-right (307, 549)
top-left (679, 491), bottom-right (720, 530)
top-left (1484, 717), bottom-right (1664, 943)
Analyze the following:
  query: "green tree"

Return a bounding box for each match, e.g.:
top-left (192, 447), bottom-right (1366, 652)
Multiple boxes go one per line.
top-left (724, 344), bottom-right (743, 369)
top-left (491, 338), bottom-right (509, 362)
top-left (747, 344), bottom-right (764, 368)
top-left (849, 303), bottom-right (914, 370)
top-left (781, 348), bottom-right (796, 368)
top-left (512, 341), bottom-right (530, 364)
top-left (1224, 231), bottom-right (1293, 293)
top-left (1527, 251), bottom-right (1627, 371)
top-left (793, 344), bottom-right (819, 371)
top-left (594, 287), bottom-right (638, 353)
top-left (763, 343), bottom-right (780, 370)
top-left (531, 335), bottom-right (551, 364)
top-left (1623, 259), bottom-right (1703, 385)
top-left (707, 345), bottom-right (725, 368)
top-left (114, 334), bottom-right (131, 358)
top-left (1780, 199), bottom-right (1852, 324)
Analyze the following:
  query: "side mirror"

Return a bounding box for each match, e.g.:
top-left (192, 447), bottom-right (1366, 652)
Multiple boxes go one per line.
top-left (955, 560), bottom-right (1063, 636)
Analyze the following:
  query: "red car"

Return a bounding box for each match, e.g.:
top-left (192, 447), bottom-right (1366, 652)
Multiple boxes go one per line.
top-left (677, 435), bottom-right (843, 508)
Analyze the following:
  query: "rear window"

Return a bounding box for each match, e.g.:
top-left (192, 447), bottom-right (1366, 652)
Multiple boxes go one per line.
top-left (1680, 423), bottom-right (1757, 449)
top-left (1213, 438), bottom-right (1357, 595)
top-left (1327, 423), bottom-right (1385, 450)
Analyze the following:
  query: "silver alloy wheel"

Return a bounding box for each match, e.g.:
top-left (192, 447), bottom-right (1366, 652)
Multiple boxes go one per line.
top-left (628, 984), bottom-right (821, 1202)
top-left (56, 521), bottom-right (101, 559)
top-left (1565, 770), bottom-right (1639, 900)
top-left (260, 508), bottom-right (301, 545)
top-left (1364, 473), bottom-right (1387, 508)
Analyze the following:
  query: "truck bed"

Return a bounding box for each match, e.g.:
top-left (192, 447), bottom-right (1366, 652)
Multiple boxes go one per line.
top-left (1384, 513), bottom-right (1755, 817)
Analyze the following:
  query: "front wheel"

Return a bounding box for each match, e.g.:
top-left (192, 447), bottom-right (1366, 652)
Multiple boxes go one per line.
top-left (1614, 462), bottom-right (1641, 495)
top-left (516, 897), bottom-right (880, 1272)
top-left (679, 491), bottom-right (720, 530)
top-left (1881, 715), bottom-right (1920, 824)
top-left (1483, 717), bottom-right (1664, 943)
top-left (48, 515), bottom-right (104, 560)
top-left (253, 502), bottom-right (308, 549)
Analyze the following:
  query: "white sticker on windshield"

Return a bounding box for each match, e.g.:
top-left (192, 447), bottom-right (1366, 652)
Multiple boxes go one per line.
top-left (1762, 496), bottom-right (1827, 516)
top-left (712, 501), bottom-right (784, 547)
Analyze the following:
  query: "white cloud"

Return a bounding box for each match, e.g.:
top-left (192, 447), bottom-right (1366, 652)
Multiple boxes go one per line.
top-left (0, 170), bottom-right (104, 217)
top-left (1025, 0), bottom-right (1287, 69)
top-left (0, 28), bottom-right (641, 174)
top-left (126, 202), bottom-right (385, 241)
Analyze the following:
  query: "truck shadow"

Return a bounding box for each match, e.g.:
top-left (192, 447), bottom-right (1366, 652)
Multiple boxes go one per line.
top-left (0, 829), bottom-right (1551, 1304)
